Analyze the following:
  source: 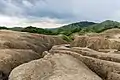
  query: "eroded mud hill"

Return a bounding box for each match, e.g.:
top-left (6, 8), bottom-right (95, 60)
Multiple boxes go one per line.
top-left (9, 34), bottom-right (120, 80)
top-left (1, 30), bottom-right (120, 80)
top-left (71, 36), bottom-right (120, 51)
top-left (0, 30), bottom-right (66, 80)
top-left (9, 52), bottom-right (102, 80)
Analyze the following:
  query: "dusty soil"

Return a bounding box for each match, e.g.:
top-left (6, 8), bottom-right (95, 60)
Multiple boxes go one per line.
top-left (0, 30), bottom-right (120, 80)
top-left (0, 30), bottom-right (66, 80)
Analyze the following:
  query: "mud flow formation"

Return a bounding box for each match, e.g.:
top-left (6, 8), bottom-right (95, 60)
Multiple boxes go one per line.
top-left (0, 30), bottom-right (120, 80)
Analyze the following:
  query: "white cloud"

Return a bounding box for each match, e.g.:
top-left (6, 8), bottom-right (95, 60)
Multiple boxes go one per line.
top-left (0, 14), bottom-right (64, 28)
top-left (22, 17), bottom-right (66, 28)
top-left (0, 15), bottom-right (26, 27)
top-left (0, 0), bottom-right (120, 28)
top-left (22, 0), bottom-right (33, 7)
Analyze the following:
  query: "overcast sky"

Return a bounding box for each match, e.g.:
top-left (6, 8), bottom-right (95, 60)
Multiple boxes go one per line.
top-left (0, 0), bottom-right (120, 28)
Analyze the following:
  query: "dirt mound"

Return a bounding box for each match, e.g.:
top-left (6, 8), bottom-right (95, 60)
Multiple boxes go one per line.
top-left (49, 45), bottom-right (120, 80)
top-left (84, 28), bottom-right (120, 39)
top-left (9, 53), bottom-right (102, 80)
top-left (102, 28), bottom-right (120, 34)
top-left (50, 46), bottom-right (120, 63)
top-left (78, 55), bottom-right (120, 80)
top-left (0, 30), bottom-right (67, 54)
top-left (2, 30), bottom-right (120, 80)
top-left (71, 36), bottom-right (120, 51)
top-left (8, 43), bottom-right (120, 80)
top-left (0, 49), bottom-right (40, 80)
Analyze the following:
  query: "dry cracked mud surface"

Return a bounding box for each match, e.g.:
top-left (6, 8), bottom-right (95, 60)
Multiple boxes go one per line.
top-left (1, 30), bottom-right (120, 80)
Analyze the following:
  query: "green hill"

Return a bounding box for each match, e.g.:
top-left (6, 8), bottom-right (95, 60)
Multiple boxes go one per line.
top-left (9, 27), bottom-right (23, 31)
top-left (53, 21), bottom-right (96, 36)
top-left (61, 21), bottom-right (96, 29)
top-left (0, 20), bottom-right (119, 42)
top-left (21, 26), bottom-right (54, 35)
top-left (52, 20), bottom-right (120, 36)
top-left (0, 20), bottom-right (120, 37)
top-left (83, 20), bottom-right (120, 33)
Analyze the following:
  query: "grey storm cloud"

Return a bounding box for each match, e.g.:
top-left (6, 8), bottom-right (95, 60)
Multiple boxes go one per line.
top-left (0, 0), bottom-right (120, 23)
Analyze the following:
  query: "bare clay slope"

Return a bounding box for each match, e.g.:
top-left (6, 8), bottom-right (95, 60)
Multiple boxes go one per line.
top-left (0, 30), bottom-right (66, 80)
top-left (0, 30), bottom-right (66, 54)
top-left (71, 36), bottom-right (120, 51)
top-left (9, 52), bottom-right (102, 80)
top-left (49, 45), bottom-right (120, 80)
top-left (6, 29), bottom-right (120, 80)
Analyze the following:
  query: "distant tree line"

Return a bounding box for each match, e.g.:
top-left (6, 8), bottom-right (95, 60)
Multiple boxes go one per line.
top-left (0, 20), bottom-right (120, 37)
top-left (21, 26), bottom-right (55, 35)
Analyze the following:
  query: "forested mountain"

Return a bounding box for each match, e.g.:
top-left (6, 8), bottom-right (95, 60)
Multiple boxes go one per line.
top-left (60, 21), bottom-right (96, 29)
top-left (83, 20), bottom-right (120, 33)
top-left (52, 20), bottom-right (120, 35)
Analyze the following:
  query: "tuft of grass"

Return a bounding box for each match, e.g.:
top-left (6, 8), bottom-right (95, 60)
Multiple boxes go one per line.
top-left (59, 34), bottom-right (72, 42)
